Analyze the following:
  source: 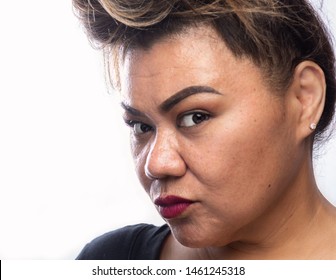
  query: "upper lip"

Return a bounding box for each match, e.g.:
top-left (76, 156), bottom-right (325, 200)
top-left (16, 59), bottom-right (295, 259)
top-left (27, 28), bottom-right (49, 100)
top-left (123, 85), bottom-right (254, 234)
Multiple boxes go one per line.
top-left (154, 195), bottom-right (194, 206)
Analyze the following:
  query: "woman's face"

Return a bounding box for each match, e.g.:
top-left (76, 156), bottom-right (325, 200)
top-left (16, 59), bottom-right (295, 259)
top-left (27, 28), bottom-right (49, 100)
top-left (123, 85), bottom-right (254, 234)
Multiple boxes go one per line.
top-left (120, 26), bottom-right (302, 247)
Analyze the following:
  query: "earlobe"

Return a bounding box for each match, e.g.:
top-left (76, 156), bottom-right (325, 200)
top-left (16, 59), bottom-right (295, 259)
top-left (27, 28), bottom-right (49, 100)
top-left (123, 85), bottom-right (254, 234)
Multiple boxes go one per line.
top-left (293, 61), bottom-right (326, 138)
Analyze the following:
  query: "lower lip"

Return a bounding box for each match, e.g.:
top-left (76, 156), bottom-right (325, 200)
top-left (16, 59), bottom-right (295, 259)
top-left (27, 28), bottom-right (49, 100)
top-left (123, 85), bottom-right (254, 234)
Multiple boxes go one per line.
top-left (158, 202), bottom-right (193, 219)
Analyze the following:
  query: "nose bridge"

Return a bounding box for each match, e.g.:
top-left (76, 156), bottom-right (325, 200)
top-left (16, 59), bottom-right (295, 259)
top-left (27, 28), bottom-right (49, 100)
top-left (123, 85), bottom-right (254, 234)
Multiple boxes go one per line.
top-left (145, 128), bottom-right (185, 179)
top-left (148, 129), bottom-right (176, 166)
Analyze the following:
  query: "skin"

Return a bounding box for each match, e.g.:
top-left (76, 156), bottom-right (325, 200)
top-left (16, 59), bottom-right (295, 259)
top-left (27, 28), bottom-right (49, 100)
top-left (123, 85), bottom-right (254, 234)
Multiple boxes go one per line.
top-left (119, 25), bottom-right (336, 259)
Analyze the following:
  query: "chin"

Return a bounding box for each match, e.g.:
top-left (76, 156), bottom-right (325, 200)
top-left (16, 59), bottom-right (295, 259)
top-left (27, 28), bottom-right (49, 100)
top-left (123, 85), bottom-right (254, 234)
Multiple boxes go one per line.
top-left (169, 221), bottom-right (231, 248)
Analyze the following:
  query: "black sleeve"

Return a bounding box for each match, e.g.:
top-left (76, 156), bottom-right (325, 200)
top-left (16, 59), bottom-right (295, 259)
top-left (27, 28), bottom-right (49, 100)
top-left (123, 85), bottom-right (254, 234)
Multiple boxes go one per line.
top-left (76, 223), bottom-right (170, 260)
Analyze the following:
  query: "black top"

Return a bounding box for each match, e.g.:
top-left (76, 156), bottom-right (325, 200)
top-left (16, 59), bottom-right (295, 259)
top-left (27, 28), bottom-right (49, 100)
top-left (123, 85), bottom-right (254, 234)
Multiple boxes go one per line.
top-left (76, 223), bottom-right (171, 260)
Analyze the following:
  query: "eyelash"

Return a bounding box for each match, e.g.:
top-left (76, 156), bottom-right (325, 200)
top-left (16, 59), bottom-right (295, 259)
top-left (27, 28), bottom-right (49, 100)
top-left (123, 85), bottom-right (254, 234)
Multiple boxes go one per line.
top-left (177, 111), bottom-right (211, 128)
top-left (124, 120), bottom-right (154, 135)
top-left (124, 111), bottom-right (211, 135)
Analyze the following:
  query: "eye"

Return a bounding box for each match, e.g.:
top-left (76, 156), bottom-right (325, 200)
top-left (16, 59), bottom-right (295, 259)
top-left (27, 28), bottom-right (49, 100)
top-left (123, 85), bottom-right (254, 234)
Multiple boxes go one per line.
top-left (125, 120), bottom-right (153, 135)
top-left (178, 112), bottom-right (210, 128)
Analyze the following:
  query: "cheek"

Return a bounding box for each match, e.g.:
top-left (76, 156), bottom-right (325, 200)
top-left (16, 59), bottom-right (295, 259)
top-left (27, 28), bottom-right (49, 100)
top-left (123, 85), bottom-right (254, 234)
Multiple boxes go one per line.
top-left (185, 114), bottom-right (290, 198)
top-left (181, 131), bottom-right (287, 237)
top-left (187, 140), bottom-right (260, 192)
top-left (130, 141), bottom-right (151, 191)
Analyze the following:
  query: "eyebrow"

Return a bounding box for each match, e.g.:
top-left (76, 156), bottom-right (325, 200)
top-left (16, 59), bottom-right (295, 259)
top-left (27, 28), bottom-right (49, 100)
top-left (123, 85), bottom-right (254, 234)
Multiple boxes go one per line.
top-left (121, 85), bottom-right (222, 116)
top-left (121, 103), bottom-right (146, 117)
top-left (160, 85), bottom-right (222, 112)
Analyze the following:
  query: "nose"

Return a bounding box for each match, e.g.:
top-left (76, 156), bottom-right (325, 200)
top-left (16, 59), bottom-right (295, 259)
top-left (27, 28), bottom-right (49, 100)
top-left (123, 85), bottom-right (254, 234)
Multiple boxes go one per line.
top-left (144, 131), bottom-right (187, 180)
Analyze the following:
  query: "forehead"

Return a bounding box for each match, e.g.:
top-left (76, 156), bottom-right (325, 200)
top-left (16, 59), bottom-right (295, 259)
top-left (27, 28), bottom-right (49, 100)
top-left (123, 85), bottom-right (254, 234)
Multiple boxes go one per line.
top-left (118, 25), bottom-right (266, 104)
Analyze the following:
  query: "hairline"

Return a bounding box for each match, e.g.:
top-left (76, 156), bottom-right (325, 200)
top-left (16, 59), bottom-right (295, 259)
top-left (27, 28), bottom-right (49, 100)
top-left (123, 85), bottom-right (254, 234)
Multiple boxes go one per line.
top-left (108, 22), bottom-right (288, 96)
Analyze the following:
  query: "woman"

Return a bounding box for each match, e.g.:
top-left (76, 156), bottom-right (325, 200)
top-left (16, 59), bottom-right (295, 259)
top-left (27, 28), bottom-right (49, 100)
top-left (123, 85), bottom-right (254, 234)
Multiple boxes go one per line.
top-left (73, 0), bottom-right (336, 259)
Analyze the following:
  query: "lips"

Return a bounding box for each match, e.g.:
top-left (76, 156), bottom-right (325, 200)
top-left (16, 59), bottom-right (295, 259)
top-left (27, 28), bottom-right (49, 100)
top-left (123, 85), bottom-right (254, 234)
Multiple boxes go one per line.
top-left (154, 195), bottom-right (194, 219)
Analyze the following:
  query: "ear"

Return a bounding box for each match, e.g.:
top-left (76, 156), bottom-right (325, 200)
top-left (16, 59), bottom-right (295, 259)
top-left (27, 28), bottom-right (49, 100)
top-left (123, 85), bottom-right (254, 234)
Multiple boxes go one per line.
top-left (291, 61), bottom-right (326, 140)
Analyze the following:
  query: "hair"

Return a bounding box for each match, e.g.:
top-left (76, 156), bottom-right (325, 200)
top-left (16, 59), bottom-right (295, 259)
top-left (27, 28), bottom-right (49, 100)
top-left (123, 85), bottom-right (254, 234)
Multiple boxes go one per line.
top-left (73, 0), bottom-right (336, 143)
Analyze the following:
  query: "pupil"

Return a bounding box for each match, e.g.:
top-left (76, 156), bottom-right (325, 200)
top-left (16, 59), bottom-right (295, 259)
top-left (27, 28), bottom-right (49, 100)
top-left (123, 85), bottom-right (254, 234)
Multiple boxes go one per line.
top-left (192, 113), bottom-right (205, 124)
top-left (141, 124), bottom-right (151, 132)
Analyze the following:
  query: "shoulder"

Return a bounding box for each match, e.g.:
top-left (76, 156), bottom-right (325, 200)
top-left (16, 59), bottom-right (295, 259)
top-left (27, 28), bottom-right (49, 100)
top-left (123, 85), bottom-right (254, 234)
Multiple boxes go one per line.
top-left (76, 223), bottom-right (170, 260)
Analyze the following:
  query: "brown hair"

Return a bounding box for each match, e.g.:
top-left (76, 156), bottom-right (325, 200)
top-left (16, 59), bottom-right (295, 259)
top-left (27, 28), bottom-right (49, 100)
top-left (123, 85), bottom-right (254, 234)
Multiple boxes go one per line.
top-left (73, 0), bottom-right (336, 142)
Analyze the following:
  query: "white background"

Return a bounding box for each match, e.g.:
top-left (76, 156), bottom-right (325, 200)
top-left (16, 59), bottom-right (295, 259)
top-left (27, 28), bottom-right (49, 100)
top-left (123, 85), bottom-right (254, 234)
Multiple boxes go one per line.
top-left (0, 1), bottom-right (335, 259)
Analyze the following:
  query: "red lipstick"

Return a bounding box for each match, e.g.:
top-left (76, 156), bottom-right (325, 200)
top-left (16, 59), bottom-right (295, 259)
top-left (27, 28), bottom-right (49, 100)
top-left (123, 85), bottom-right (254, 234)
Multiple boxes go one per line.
top-left (154, 196), bottom-right (194, 219)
